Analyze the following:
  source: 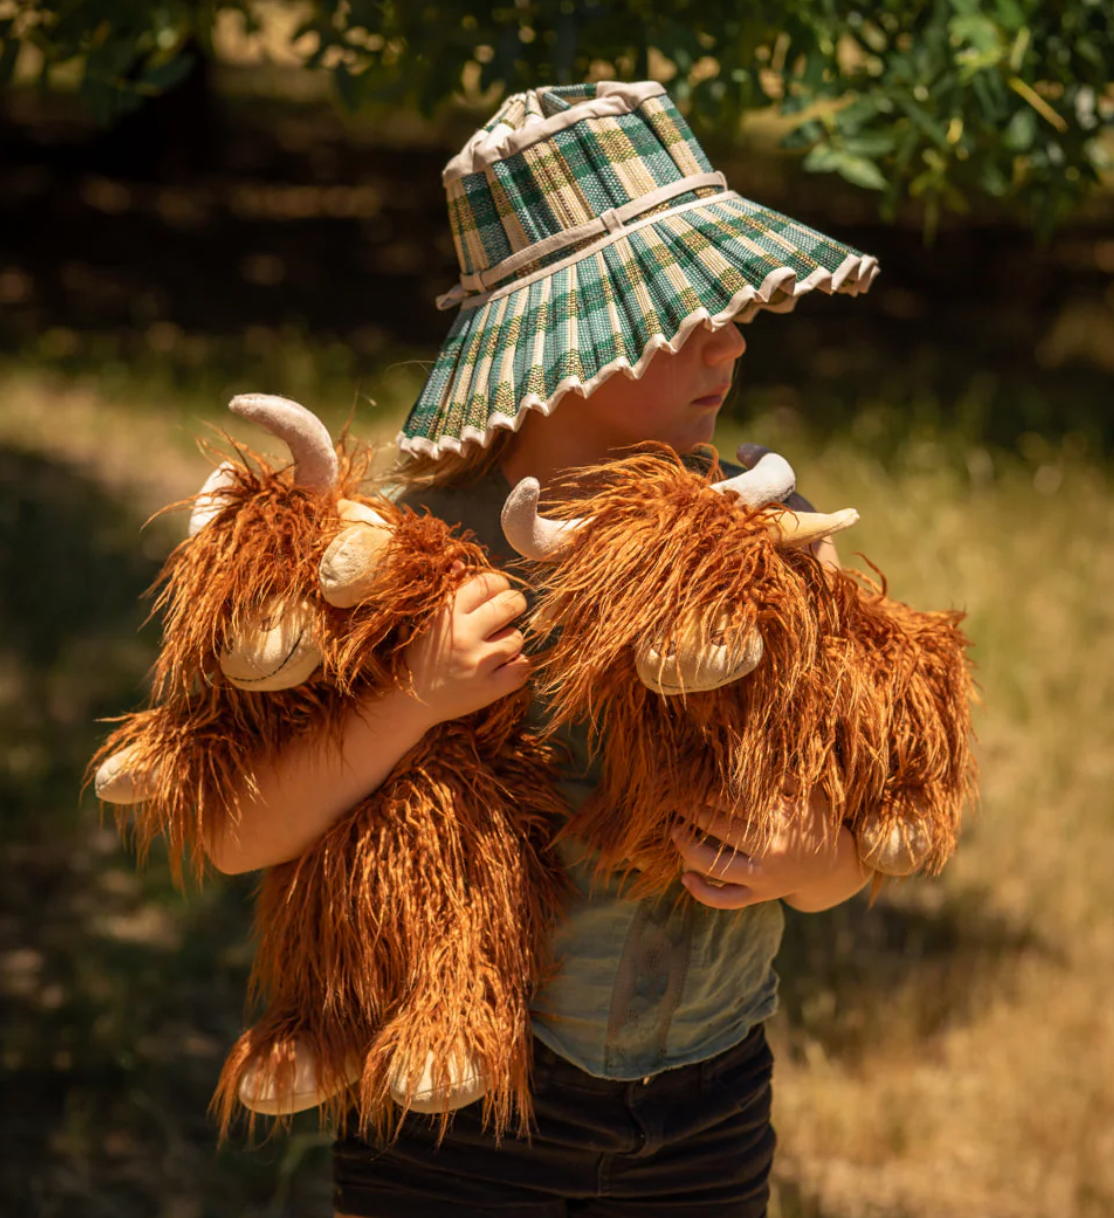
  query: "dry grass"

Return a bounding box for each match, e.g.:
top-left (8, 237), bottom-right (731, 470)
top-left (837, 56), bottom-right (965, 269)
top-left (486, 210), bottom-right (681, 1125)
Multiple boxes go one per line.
top-left (3, 371), bottom-right (1111, 1215)
top-left (0, 367), bottom-right (410, 512)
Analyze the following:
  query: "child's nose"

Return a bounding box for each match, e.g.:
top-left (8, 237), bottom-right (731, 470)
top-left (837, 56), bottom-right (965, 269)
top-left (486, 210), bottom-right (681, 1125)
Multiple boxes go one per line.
top-left (703, 322), bottom-right (747, 365)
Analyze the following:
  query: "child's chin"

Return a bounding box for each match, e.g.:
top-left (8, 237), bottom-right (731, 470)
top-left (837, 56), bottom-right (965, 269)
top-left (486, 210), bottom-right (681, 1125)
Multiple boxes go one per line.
top-left (680, 417), bottom-right (721, 450)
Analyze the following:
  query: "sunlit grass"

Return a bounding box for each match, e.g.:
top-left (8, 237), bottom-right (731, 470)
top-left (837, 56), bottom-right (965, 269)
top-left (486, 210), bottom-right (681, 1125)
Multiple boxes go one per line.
top-left (0, 347), bottom-right (419, 510)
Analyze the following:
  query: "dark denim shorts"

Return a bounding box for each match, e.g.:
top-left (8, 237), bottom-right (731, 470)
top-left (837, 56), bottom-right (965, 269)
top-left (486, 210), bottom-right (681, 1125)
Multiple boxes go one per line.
top-left (333, 1023), bottom-right (776, 1218)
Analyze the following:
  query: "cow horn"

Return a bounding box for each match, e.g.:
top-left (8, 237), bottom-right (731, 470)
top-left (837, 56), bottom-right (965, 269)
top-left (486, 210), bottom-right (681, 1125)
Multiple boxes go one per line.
top-left (501, 477), bottom-right (586, 561)
top-left (765, 505), bottom-right (860, 547)
top-left (733, 444), bottom-right (858, 545)
top-left (188, 462), bottom-right (239, 536)
top-left (711, 451), bottom-right (797, 507)
top-left (228, 393), bottom-right (339, 491)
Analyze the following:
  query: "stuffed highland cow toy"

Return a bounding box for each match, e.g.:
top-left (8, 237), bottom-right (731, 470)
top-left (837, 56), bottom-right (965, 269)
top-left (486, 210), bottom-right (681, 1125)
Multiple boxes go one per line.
top-left (500, 444), bottom-right (976, 890)
top-left (91, 394), bottom-right (567, 1140)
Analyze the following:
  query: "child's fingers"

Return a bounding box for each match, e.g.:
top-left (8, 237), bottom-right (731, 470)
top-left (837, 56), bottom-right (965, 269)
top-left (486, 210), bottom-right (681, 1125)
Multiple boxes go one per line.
top-left (676, 810), bottom-right (761, 860)
top-left (683, 805), bottom-right (748, 844)
top-left (480, 627), bottom-right (526, 671)
top-left (812, 535), bottom-right (842, 571)
top-left (455, 571), bottom-right (513, 614)
top-left (483, 622), bottom-right (524, 647)
top-left (671, 825), bottom-right (757, 884)
top-left (468, 587), bottom-right (528, 639)
top-left (681, 871), bottom-right (757, 910)
top-left (489, 651), bottom-right (531, 694)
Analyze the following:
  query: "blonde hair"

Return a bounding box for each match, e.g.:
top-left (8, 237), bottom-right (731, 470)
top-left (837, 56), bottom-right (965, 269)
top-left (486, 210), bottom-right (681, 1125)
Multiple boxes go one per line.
top-left (386, 428), bottom-right (516, 495)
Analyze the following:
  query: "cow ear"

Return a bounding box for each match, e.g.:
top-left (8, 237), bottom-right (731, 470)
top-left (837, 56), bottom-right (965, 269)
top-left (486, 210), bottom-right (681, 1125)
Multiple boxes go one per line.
top-left (219, 598), bottom-right (322, 690)
top-left (856, 811), bottom-right (934, 876)
top-left (319, 500), bottom-right (393, 608)
top-left (188, 463), bottom-right (239, 536)
top-left (94, 745), bottom-right (156, 805)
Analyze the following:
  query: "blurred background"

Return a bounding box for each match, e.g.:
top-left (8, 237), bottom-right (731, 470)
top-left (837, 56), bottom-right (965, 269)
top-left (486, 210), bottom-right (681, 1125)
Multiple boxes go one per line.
top-left (1, 4), bottom-right (1112, 1215)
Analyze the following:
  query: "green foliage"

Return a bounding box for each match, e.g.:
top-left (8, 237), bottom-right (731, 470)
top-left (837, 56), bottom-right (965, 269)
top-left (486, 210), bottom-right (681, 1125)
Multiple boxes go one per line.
top-left (3, 0), bottom-right (1113, 234)
top-left (1, 0), bottom-right (215, 122)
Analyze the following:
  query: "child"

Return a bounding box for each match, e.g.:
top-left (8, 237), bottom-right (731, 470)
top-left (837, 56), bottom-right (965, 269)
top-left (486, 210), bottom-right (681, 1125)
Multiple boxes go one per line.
top-left (208, 81), bottom-right (879, 1217)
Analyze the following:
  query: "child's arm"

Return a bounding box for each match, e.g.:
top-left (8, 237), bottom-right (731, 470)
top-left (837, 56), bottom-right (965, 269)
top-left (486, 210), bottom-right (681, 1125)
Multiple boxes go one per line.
top-left (205, 571), bottom-right (529, 874)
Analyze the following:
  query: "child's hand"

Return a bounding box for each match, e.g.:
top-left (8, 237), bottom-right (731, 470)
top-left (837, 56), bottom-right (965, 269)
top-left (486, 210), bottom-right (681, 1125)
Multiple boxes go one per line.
top-left (671, 788), bottom-right (868, 912)
top-left (403, 567), bottom-right (531, 727)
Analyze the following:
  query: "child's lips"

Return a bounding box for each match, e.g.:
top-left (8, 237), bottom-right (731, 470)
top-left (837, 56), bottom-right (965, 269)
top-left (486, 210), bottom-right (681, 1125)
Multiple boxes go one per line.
top-left (692, 385), bottom-right (731, 407)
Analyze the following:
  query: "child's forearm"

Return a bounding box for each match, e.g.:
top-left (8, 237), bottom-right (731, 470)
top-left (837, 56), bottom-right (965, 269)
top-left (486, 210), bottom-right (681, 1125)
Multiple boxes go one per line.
top-left (781, 826), bottom-right (870, 912)
top-left (204, 688), bottom-right (436, 874)
top-left (205, 570), bottom-right (531, 874)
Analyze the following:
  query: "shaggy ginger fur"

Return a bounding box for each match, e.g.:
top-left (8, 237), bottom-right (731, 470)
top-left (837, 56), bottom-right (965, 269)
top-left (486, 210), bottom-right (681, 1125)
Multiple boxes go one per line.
top-left (89, 436), bottom-right (568, 1141)
top-left (523, 447), bottom-right (976, 894)
top-left (92, 443), bottom-right (379, 881)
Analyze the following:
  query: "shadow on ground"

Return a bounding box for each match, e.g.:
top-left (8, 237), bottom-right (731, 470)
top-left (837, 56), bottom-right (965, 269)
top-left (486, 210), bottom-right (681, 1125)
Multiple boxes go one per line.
top-left (0, 445), bottom-right (332, 1216)
top-left (775, 877), bottom-right (1046, 1066)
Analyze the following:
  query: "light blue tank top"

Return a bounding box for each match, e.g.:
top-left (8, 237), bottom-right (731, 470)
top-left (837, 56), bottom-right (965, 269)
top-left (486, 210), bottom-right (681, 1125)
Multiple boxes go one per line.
top-left (396, 462), bottom-right (783, 1079)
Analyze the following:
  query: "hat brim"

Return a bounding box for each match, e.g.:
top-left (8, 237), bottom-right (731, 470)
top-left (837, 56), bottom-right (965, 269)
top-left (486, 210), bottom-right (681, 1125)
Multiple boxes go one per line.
top-left (398, 192), bottom-right (879, 459)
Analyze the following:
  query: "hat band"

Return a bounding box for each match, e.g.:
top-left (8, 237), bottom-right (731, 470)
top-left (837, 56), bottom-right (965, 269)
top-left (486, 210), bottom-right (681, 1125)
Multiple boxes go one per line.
top-left (442, 189), bottom-right (750, 315)
top-left (436, 170), bottom-right (727, 311)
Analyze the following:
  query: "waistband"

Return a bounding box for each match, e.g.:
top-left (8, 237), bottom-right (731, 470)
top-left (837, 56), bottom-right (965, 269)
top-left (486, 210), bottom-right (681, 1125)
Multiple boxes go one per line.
top-left (531, 1022), bottom-right (769, 1094)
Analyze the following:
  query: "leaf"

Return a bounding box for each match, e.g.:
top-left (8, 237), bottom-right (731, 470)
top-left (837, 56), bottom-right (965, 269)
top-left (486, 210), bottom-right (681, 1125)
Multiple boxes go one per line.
top-left (949, 14), bottom-right (1006, 81)
top-left (993, 0), bottom-right (1027, 31)
top-left (976, 157), bottom-right (1010, 197)
top-left (1075, 35), bottom-right (1103, 68)
top-left (333, 61), bottom-right (362, 111)
top-left (138, 52), bottom-right (195, 95)
top-left (803, 144), bottom-right (887, 190)
top-left (835, 94), bottom-right (883, 133)
top-left (832, 152), bottom-right (888, 190)
top-left (893, 90), bottom-right (952, 151)
top-left (894, 122), bottom-right (922, 173)
top-left (779, 119), bottom-right (825, 152)
top-left (838, 130), bottom-right (897, 158)
top-left (909, 166), bottom-right (943, 198)
top-left (971, 69), bottom-right (1008, 122)
top-left (802, 143), bottom-right (844, 173)
top-left (1004, 106), bottom-right (1036, 151)
top-left (948, 14), bottom-right (1002, 55)
top-left (80, 74), bottom-right (144, 127)
top-left (12, 0), bottom-right (1111, 231)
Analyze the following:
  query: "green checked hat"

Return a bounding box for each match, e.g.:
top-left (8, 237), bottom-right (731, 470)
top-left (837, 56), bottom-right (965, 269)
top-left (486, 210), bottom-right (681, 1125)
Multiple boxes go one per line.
top-left (398, 81), bottom-right (879, 459)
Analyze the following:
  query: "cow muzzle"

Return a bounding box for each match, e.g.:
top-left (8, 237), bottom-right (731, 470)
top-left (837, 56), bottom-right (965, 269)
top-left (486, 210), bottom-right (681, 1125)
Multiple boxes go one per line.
top-left (219, 599), bottom-right (323, 690)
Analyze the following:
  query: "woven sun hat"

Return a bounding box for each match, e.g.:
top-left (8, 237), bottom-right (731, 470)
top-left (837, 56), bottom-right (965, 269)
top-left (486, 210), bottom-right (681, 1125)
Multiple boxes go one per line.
top-left (398, 80), bottom-right (880, 459)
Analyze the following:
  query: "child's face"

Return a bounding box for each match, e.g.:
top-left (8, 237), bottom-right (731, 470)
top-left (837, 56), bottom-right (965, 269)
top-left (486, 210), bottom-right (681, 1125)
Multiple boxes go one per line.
top-left (575, 320), bottom-right (747, 454)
